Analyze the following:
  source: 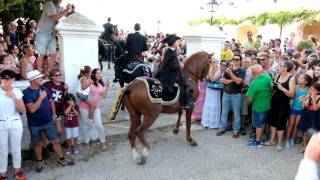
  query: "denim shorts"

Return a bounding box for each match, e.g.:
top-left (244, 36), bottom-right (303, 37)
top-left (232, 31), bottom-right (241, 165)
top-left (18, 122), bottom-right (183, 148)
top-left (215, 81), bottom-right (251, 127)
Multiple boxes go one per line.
top-left (252, 110), bottom-right (267, 128)
top-left (76, 92), bottom-right (90, 103)
top-left (35, 32), bottom-right (56, 55)
top-left (29, 121), bottom-right (58, 143)
top-left (289, 108), bottom-right (303, 116)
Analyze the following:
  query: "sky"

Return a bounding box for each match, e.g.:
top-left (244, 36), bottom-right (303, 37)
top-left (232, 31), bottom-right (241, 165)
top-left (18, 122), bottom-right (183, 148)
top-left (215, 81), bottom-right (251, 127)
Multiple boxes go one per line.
top-left (60, 0), bottom-right (320, 36)
top-left (61, 0), bottom-right (208, 35)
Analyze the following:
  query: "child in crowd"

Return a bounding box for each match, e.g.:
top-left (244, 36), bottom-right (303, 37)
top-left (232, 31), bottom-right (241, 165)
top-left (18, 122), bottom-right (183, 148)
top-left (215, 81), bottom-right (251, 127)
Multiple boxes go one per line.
top-left (76, 66), bottom-right (96, 126)
top-left (0, 54), bottom-right (19, 73)
top-left (299, 83), bottom-right (320, 153)
top-left (285, 74), bottom-right (312, 149)
top-left (63, 93), bottom-right (80, 155)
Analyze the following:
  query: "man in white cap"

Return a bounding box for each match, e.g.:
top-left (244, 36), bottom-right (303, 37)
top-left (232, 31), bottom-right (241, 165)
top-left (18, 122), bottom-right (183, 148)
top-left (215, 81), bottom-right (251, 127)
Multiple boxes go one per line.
top-left (22, 70), bottom-right (74, 172)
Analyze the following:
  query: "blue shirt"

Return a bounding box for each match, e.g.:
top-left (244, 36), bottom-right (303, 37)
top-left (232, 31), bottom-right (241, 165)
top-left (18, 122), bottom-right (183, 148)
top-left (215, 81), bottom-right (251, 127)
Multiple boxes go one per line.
top-left (291, 86), bottom-right (308, 111)
top-left (23, 86), bottom-right (53, 126)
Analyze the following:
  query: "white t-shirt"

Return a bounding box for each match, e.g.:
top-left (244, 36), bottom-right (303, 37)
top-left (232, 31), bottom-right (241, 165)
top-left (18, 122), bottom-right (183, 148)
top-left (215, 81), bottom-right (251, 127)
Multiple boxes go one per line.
top-left (0, 88), bottom-right (23, 120)
top-left (76, 78), bottom-right (90, 96)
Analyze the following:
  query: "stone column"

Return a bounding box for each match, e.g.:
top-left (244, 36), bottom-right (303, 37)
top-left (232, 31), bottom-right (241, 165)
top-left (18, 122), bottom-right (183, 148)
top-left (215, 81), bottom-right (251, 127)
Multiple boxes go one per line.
top-left (56, 12), bottom-right (102, 94)
top-left (183, 24), bottom-right (226, 61)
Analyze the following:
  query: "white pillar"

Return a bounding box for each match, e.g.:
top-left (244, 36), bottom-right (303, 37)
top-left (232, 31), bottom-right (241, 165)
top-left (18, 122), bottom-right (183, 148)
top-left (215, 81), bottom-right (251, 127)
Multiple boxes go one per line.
top-left (183, 24), bottom-right (226, 61)
top-left (56, 12), bottom-right (102, 94)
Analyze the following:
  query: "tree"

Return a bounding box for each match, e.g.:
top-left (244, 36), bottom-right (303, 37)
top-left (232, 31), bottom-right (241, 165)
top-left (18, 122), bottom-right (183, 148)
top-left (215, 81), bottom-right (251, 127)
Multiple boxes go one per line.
top-left (0, 0), bottom-right (45, 34)
top-left (190, 9), bottom-right (320, 38)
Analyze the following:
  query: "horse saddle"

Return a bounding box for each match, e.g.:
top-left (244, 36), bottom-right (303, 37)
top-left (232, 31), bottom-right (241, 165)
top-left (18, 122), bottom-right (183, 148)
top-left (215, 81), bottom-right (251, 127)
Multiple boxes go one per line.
top-left (136, 77), bottom-right (180, 106)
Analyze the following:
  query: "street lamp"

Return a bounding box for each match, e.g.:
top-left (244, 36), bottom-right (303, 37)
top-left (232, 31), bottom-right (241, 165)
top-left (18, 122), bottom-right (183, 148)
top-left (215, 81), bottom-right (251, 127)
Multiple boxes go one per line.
top-left (207, 0), bottom-right (219, 26)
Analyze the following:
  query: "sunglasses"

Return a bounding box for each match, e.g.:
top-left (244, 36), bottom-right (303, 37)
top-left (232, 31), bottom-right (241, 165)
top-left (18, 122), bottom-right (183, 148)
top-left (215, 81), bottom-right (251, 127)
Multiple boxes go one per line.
top-left (53, 73), bottom-right (62, 77)
top-left (259, 58), bottom-right (266, 61)
top-left (233, 58), bottom-right (241, 61)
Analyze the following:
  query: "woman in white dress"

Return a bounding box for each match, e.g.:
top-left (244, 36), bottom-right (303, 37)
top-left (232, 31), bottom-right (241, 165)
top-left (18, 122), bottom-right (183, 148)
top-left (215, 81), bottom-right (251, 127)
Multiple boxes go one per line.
top-left (201, 58), bottom-right (222, 128)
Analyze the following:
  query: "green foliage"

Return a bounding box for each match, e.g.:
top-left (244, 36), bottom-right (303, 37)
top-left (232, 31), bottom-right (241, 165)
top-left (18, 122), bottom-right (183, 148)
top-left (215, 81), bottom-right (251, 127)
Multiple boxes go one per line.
top-left (189, 9), bottom-right (320, 26)
top-left (296, 40), bottom-right (314, 50)
top-left (0, 0), bottom-right (45, 34)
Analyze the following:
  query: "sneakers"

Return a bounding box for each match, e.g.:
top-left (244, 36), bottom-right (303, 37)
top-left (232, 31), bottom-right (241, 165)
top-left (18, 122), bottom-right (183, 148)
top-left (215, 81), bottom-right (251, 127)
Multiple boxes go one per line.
top-left (289, 139), bottom-right (295, 147)
top-left (247, 140), bottom-right (263, 148)
top-left (285, 140), bottom-right (291, 149)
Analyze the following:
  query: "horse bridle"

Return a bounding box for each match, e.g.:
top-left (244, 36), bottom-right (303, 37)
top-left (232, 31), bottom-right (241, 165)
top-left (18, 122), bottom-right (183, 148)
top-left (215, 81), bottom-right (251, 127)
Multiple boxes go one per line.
top-left (184, 55), bottom-right (213, 87)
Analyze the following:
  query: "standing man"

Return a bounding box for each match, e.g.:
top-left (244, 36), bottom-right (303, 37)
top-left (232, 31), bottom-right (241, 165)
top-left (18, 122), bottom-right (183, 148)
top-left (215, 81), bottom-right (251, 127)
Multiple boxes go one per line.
top-left (36, 0), bottom-right (75, 74)
top-left (217, 53), bottom-right (246, 138)
top-left (243, 31), bottom-right (257, 56)
top-left (246, 64), bottom-right (272, 148)
top-left (220, 41), bottom-right (234, 62)
top-left (23, 70), bottom-right (74, 172)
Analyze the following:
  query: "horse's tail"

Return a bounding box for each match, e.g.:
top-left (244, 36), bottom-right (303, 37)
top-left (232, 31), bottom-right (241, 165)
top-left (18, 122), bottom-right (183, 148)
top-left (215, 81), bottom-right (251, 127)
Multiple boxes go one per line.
top-left (108, 86), bottom-right (128, 120)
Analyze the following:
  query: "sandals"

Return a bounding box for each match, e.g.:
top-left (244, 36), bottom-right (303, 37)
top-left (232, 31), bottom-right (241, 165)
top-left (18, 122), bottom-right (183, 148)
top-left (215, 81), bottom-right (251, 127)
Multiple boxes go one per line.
top-left (35, 160), bottom-right (45, 173)
top-left (264, 141), bottom-right (276, 146)
top-left (57, 157), bottom-right (75, 166)
top-left (14, 171), bottom-right (26, 180)
top-left (216, 130), bottom-right (226, 136)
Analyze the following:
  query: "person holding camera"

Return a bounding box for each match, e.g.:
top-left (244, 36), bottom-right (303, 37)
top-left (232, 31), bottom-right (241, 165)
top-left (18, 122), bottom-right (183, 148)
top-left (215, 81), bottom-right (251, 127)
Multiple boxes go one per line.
top-left (35, 0), bottom-right (75, 74)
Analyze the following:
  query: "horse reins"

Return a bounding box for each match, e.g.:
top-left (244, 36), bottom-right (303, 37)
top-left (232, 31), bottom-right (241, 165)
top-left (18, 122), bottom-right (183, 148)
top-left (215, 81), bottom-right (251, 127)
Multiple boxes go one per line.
top-left (183, 55), bottom-right (212, 87)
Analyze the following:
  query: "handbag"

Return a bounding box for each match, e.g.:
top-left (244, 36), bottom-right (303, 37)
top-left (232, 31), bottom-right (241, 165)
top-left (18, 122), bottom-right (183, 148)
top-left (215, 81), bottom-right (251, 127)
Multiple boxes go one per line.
top-left (205, 78), bottom-right (224, 90)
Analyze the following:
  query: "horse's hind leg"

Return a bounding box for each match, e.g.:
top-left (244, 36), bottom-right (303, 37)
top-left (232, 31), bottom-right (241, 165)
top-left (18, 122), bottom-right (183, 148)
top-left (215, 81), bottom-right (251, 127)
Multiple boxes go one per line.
top-left (136, 115), bottom-right (158, 160)
top-left (173, 110), bottom-right (183, 134)
top-left (124, 94), bottom-right (143, 164)
top-left (128, 112), bottom-right (143, 164)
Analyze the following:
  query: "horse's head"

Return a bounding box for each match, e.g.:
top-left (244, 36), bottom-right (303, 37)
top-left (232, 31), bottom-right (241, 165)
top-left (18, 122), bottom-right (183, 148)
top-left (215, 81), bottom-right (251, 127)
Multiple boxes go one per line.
top-left (184, 51), bottom-right (213, 81)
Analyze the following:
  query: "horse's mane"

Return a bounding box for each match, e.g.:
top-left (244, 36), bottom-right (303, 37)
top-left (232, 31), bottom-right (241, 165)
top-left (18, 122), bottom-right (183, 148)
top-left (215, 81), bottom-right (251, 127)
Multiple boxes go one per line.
top-left (184, 51), bottom-right (209, 66)
top-left (183, 51), bottom-right (211, 79)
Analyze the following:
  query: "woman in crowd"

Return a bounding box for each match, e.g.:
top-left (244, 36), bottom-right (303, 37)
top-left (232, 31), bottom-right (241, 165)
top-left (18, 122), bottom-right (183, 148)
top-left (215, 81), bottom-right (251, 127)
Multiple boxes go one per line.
top-left (201, 58), bottom-right (222, 128)
top-left (285, 74), bottom-right (312, 149)
top-left (7, 45), bottom-right (20, 67)
top-left (0, 70), bottom-right (26, 180)
top-left (5, 22), bottom-right (19, 47)
top-left (43, 68), bottom-right (69, 136)
top-left (0, 43), bottom-right (6, 56)
top-left (79, 68), bottom-right (110, 151)
top-left (19, 44), bottom-right (35, 80)
top-left (266, 61), bottom-right (296, 151)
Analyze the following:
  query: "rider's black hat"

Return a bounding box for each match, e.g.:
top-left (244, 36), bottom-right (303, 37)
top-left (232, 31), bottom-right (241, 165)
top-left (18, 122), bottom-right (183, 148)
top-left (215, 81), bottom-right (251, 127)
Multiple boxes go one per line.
top-left (162, 34), bottom-right (181, 46)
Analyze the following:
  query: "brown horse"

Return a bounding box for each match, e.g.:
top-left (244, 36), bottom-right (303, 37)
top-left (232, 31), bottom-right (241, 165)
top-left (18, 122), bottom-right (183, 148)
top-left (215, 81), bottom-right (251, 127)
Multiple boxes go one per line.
top-left (110, 51), bottom-right (212, 164)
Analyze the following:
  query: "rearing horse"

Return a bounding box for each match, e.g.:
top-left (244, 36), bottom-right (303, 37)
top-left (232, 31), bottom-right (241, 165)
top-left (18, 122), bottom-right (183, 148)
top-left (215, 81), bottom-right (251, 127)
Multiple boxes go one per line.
top-left (110, 51), bottom-right (212, 164)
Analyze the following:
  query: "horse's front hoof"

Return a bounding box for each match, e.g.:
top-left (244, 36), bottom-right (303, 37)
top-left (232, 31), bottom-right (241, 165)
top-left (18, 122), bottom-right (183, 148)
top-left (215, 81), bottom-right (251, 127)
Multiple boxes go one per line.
top-left (189, 140), bottom-right (198, 147)
top-left (172, 129), bottom-right (179, 134)
top-left (137, 156), bottom-right (147, 165)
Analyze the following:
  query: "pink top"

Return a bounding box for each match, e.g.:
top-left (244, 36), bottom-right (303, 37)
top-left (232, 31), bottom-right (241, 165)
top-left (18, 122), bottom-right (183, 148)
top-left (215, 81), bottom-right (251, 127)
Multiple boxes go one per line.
top-left (79, 83), bottom-right (106, 110)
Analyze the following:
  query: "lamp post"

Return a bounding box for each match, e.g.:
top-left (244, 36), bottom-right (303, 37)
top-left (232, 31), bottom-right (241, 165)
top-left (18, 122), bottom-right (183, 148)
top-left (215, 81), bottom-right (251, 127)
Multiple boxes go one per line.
top-left (207, 0), bottom-right (218, 26)
top-left (157, 18), bottom-right (160, 33)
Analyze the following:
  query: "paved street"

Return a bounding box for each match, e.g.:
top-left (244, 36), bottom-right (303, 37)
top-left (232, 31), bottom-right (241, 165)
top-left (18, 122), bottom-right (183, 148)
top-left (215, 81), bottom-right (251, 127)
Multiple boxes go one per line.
top-left (23, 63), bottom-right (302, 180)
top-left (25, 126), bottom-right (302, 180)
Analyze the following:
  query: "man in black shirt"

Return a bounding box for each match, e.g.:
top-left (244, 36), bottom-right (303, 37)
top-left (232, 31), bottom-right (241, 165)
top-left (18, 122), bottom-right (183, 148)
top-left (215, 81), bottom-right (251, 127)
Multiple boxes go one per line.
top-left (217, 53), bottom-right (246, 138)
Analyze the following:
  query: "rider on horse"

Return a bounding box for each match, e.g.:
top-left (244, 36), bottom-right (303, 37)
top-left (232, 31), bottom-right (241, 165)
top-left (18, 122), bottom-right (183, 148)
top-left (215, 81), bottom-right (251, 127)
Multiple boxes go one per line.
top-left (115, 23), bottom-right (150, 83)
top-left (154, 34), bottom-right (194, 109)
top-left (102, 17), bottom-right (117, 44)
